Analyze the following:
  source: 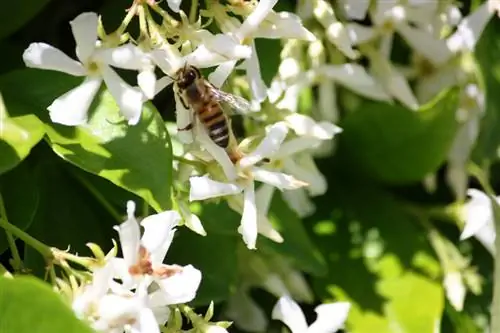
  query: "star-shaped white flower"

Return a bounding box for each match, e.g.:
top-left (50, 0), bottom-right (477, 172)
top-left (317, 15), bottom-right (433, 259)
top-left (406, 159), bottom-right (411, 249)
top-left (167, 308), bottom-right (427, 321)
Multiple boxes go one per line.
top-left (272, 295), bottom-right (350, 333)
top-left (460, 189), bottom-right (496, 255)
top-left (22, 12), bottom-right (144, 126)
top-left (113, 201), bottom-right (202, 304)
top-left (208, 0), bottom-right (315, 103)
top-left (189, 122), bottom-right (308, 249)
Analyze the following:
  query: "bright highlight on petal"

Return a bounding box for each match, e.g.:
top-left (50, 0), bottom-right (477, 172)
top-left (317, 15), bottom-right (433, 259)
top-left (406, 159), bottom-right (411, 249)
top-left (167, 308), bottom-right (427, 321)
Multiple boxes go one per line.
top-left (189, 175), bottom-right (243, 201)
top-left (47, 76), bottom-right (102, 126)
top-left (70, 12), bottom-right (98, 63)
top-left (22, 43), bottom-right (86, 76)
top-left (101, 66), bottom-right (144, 125)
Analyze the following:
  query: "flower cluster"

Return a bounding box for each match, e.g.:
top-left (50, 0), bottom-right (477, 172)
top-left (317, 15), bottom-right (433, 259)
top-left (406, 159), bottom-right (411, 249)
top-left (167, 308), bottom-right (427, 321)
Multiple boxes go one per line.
top-left (70, 201), bottom-right (205, 332)
top-left (20, 0), bottom-right (500, 331)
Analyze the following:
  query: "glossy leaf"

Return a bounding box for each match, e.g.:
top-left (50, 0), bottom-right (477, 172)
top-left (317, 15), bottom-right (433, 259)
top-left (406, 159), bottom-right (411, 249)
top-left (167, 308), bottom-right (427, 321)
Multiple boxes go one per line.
top-left (473, 18), bottom-right (500, 163)
top-left (261, 193), bottom-right (327, 276)
top-left (0, 276), bottom-right (94, 333)
top-left (337, 88), bottom-right (459, 183)
top-left (168, 217), bottom-right (239, 306)
top-left (0, 1), bottom-right (53, 39)
top-left (0, 69), bottom-right (173, 212)
top-left (0, 93), bottom-right (45, 175)
top-left (309, 178), bottom-right (444, 333)
top-left (24, 156), bottom-right (117, 276)
top-left (0, 160), bottom-right (40, 254)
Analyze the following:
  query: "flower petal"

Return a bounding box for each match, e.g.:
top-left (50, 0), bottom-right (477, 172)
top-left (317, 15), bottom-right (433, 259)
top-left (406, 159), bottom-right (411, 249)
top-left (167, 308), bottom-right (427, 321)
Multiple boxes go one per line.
top-left (282, 188), bottom-right (316, 218)
top-left (101, 66), bottom-right (144, 125)
top-left (344, 23), bottom-right (377, 44)
top-left (141, 210), bottom-right (181, 265)
top-left (113, 201), bottom-right (141, 267)
top-left (189, 175), bottom-right (243, 201)
top-left (460, 189), bottom-right (494, 240)
top-left (307, 302), bottom-right (351, 333)
top-left (396, 23), bottom-right (452, 66)
top-left (236, 0), bottom-right (279, 40)
top-left (137, 308), bottom-right (161, 333)
top-left (178, 201), bottom-right (207, 236)
top-left (274, 137), bottom-right (322, 159)
top-left (96, 43), bottom-right (147, 70)
top-left (193, 118), bottom-right (238, 180)
top-left (325, 22), bottom-right (358, 59)
top-left (239, 122), bottom-right (289, 168)
top-left (271, 295), bottom-right (308, 333)
top-left (155, 265), bottom-right (202, 304)
top-left (173, 85), bottom-right (194, 144)
top-left (225, 288), bottom-right (268, 332)
top-left (444, 272), bottom-right (466, 311)
top-left (284, 114), bottom-right (342, 140)
top-left (70, 12), bottom-right (98, 63)
top-left (47, 76), bottom-right (102, 126)
top-left (167, 0), bottom-right (182, 12)
top-left (208, 60), bottom-right (238, 88)
top-left (320, 64), bottom-right (392, 101)
top-left (339, 0), bottom-right (370, 20)
top-left (240, 182), bottom-right (258, 250)
top-left (252, 167), bottom-right (308, 191)
top-left (447, 2), bottom-right (493, 53)
top-left (255, 11), bottom-right (316, 41)
top-left (245, 42), bottom-right (267, 102)
top-left (283, 157), bottom-right (326, 196)
top-left (138, 68), bottom-right (157, 100)
top-left (23, 43), bottom-right (86, 76)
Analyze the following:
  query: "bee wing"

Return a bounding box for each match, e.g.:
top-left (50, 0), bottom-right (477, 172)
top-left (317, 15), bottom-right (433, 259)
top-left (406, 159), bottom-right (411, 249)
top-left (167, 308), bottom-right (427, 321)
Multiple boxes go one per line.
top-left (204, 81), bottom-right (252, 115)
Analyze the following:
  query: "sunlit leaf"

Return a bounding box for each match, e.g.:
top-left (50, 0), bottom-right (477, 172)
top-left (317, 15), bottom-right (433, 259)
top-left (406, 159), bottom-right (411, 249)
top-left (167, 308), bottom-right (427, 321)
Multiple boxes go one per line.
top-left (0, 276), bottom-right (94, 333)
top-left (337, 88), bottom-right (459, 183)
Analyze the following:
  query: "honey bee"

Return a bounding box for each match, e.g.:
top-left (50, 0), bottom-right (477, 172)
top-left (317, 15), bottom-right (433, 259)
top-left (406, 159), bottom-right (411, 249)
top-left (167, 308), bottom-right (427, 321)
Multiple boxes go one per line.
top-left (174, 64), bottom-right (252, 164)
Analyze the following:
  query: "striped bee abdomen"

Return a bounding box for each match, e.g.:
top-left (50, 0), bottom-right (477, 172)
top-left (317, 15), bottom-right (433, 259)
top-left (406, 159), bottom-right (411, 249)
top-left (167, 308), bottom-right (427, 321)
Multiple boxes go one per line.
top-left (199, 102), bottom-right (230, 148)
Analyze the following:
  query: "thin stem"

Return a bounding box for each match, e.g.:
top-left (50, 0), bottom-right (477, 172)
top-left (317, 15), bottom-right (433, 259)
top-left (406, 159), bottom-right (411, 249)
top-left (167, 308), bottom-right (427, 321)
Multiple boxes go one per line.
top-left (173, 155), bottom-right (205, 168)
top-left (190, 0), bottom-right (199, 23)
top-left (492, 223), bottom-right (500, 333)
top-left (0, 193), bottom-right (23, 271)
top-left (114, 2), bottom-right (139, 37)
top-left (71, 171), bottom-right (122, 222)
top-left (0, 217), bottom-right (52, 260)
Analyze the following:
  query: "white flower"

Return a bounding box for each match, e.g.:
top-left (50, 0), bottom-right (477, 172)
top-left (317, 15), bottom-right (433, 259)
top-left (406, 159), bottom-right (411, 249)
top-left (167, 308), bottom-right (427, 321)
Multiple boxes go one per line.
top-left (460, 189), bottom-right (496, 255)
top-left (209, 0), bottom-right (315, 102)
top-left (91, 283), bottom-right (162, 333)
top-left (272, 295), bottom-right (350, 333)
top-left (346, 1), bottom-right (452, 65)
top-left (22, 12), bottom-right (144, 126)
top-left (113, 201), bottom-right (202, 302)
top-left (189, 122), bottom-right (307, 249)
top-left (313, 0), bottom-right (358, 59)
top-left (444, 271), bottom-right (466, 311)
top-left (311, 64), bottom-right (392, 102)
top-left (447, 0), bottom-right (498, 53)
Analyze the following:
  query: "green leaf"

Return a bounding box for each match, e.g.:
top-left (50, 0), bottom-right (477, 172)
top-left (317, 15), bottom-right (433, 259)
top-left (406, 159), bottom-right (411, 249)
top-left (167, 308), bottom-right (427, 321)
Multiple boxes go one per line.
top-left (24, 155), bottom-right (117, 276)
top-left (0, 276), bottom-right (94, 333)
top-left (337, 88), bottom-right (459, 183)
top-left (473, 18), bottom-right (500, 163)
top-left (0, 93), bottom-right (45, 175)
top-left (261, 193), bottom-right (327, 276)
top-left (309, 178), bottom-right (444, 333)
top-left (0, 1), bottom-right (53, 39)
top-left (167, 205), bottom-right (242, 306)
top-left (0, 69), bottom-right (173, 212)
top-left (0, 160), bottom-right (40, 254)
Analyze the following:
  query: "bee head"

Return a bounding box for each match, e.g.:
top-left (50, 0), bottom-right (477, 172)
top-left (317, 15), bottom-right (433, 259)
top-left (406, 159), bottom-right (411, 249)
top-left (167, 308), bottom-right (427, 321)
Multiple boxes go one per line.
top-left (176, 65), bottom-right (201, 89)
